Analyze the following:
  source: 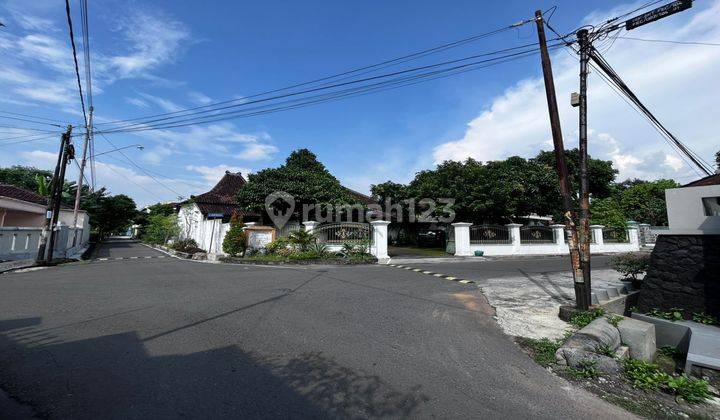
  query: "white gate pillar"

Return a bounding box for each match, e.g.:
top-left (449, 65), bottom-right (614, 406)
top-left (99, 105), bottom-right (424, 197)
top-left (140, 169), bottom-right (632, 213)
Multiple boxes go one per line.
top-left (302, 221), bottom-right (319, 234)
top-left (506, 223), bottom-right (522, 252)
top-left (628, 225), bottom-right (640, 249)
top-left (451, 222), bottom-right (473, 256)
top-left (590, 225), bottom-right (604, 245)
top-left (370, 220), bottom-right (390, 263)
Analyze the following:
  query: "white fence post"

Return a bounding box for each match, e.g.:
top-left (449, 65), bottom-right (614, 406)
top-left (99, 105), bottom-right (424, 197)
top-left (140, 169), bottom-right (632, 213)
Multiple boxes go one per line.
top-left (506, 223), bottom-right (522, 253)
top-left (370, 220), bottom-right (390, 263)
top-left (302, 221), bottom-right (318, 234)
top-left (551, 224), bottom-right (566, 253)
top-left (451, 222), bottom-right (473, 256)
top-left (590, 225), bottom-right (604, 245)
top-left (628, 225), bottom-right (640, 250)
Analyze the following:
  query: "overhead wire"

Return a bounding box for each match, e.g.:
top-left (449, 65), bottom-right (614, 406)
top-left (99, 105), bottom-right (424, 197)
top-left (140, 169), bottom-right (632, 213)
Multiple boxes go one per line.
top-left (95, 17), bottom-right (540, 129)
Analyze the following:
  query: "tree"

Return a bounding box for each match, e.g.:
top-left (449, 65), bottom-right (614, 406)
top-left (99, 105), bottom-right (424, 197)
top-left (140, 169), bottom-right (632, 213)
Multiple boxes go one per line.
top-left (222, 213), bottom-right (247, 256)
top-left (715, 150), bottom-right (720, 169)
top-left (589, 197), bottom-right (626, 229)
top-left (142, 214), bottom-right (179, 245)
top-left (83, 191), bottom-right (137, 237)
top-left (236, 149), bottom-right (357, 220)
top-left (616, 179), bottom-right (679, 225)
top-left (0, 165), bottom-right (52, 193)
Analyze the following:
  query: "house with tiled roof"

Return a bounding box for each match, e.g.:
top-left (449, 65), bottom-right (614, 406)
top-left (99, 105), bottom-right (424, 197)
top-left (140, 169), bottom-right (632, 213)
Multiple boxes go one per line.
top-left (0, 183), bottom-right (88, 228)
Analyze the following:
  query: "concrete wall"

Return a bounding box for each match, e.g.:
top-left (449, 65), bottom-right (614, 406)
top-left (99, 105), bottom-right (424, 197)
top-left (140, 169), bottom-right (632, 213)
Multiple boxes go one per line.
top-left (453, 223), bottom-right (640, 257)
top-left (177, 204), bottom-right (229, 254)
top-left (0, 225), bottom-right (89, 262)
top-left (666, 185), bottom-right (720, 235)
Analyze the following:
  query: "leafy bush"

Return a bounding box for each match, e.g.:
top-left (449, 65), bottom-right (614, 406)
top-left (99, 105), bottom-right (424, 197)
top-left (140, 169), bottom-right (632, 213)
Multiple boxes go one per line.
top-left (570, 307), bottom-right (605, 329)
top-left (692, 312), bottom-right (718, 325)
top-left (517, 337), bottom-right (563, 367)
top-left (658, 345), bottom-right (682, 359)
top-left (610, 253), bottom-right (650, 280)
top-left (307, 242), bottom-right (330, 258)
top-left (222, 224), bottom-right (247, 256)
top-left (666, 374), bottom-right (710, 404)
top-left (171, 238), bottom-right (203, 253)
top-left (566, 359), bottom-right (600, 379)
top-left (622, 359), bottom-right (670, 391)
top-left (265, 237), bottom-right (290, 254)
top-left (288, 229), bottom-right (316, 251)
top-left (647, 308), bottom-right (684, 322)
top-left (142, 214), bottom-right (180, 245)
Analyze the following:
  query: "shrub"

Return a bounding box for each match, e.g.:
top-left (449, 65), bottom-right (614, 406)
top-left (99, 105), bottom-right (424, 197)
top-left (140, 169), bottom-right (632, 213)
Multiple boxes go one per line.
top-left (606, 314), bottom-right (624, 328)
top-left (307, 242), bottom-right (330, 258)
top-left (566, 359), bottom-right (600, 379)
top-left (622, 359), bottom-right (670, 391)
top-left (570, 307), bottom-right (605, 329)
top-left (610, 253), bottom-right (650, 281)
top-left (288, 229), bottom-right (316, 252)
top-left (142, 214), bottom-right (179, 245)
top-left (222, 224), bottom-right (247, 256)
top-left (171, 238), bottom-right (202, 253)
top-left (666, 374), bottom-right (710, 404)
top-left (265, 237), bottom-right (290, 255)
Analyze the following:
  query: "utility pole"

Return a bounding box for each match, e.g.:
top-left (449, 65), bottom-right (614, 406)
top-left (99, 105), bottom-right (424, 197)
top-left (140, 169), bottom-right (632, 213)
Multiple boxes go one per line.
top-left (72, 106), bottom-right (93, 229)
top-left (47, 135), bottom-right (74, 263)
top-left (535, 10), bottom-right (588, 310)
top-left (37, 126), bottom-right (72, 263)
top-left (577, 29), bottom-right (592, 305)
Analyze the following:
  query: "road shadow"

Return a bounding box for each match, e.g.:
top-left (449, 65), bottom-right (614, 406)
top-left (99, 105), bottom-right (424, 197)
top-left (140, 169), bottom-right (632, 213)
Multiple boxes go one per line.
top-left (0, 317), bottom-right (428, 419)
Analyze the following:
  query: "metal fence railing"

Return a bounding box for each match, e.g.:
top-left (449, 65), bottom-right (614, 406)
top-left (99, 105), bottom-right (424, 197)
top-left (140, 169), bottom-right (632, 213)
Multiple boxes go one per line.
top-left (602, 227), bottom-right (629, 243)
top-left (520, 225), bottom-right (554, 244)
top-left (470, 225), bottom-right (511, 244)
top-left (314, 222), bottom-right (372, 244)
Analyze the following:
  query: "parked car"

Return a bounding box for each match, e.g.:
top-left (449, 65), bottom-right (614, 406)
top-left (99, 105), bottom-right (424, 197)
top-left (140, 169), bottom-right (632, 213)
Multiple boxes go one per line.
top-left (416, 229), bottom-right (445, 248)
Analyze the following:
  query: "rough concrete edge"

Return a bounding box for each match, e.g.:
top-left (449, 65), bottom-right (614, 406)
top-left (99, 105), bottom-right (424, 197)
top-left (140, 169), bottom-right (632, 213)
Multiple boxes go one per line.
top-left (0, 259), bottom-right (37, 274)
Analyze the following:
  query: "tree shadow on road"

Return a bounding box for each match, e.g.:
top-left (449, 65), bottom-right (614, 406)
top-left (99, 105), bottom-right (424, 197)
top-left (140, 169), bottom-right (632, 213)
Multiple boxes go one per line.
top-left (0, 317), bottom-right (428, 419)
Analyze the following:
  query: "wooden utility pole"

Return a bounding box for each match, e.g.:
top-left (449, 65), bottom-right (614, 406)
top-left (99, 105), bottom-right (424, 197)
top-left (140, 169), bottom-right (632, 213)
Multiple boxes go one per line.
top-left (535, 10), bottom-right (588, 310)
top-left (47, 136), bottom-right (74, 263)
top-left (577, 29), bottom-right (592, 305)
top-left (72, 106), bottom-right (93, 229)
top-left (37, 126), bottom-right (72, 263)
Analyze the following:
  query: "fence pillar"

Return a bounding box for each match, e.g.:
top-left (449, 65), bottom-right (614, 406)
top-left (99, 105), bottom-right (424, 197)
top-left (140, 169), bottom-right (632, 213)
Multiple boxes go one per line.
top-left (638, 223), bottom-right (650, 246)
top-left (302, 221), bottom-right (319, 234)
top-left (370, 220), bottom-right (390, 263)
top-left (452, 222), bottom-right (473, 256)
top-left (550, 224), bottom-right (566, 246)
top-left (590, 225), bottom-right (604, 245)
top-left (506, 223), bottom-right (522, 252)
top-left (628, 225), bottom-right (640, 249)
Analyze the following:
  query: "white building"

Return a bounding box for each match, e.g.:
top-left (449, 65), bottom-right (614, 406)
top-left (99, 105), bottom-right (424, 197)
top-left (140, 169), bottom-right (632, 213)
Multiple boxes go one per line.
top-left (665, 173), bottom-right (720, 234)
top-left (176, 171), bottom-right (259, 253)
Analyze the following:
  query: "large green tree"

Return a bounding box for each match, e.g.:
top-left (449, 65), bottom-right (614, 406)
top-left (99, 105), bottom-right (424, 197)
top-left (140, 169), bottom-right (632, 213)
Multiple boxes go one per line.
top-left (0, 165), bottom-right (52, 193)
top-left (615, 179), bottom-right (680, 225)
top-left (82, 190), bottom-right (137, 237)
top-left (236, 149), bottom-right (357, 220)
top-left (372, 149), bottom-right (617, 224)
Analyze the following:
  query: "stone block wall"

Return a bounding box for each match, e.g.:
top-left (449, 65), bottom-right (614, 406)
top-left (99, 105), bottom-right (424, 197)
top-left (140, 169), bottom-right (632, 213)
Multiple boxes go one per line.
top-left (637, 235), bottom-right (720, 318)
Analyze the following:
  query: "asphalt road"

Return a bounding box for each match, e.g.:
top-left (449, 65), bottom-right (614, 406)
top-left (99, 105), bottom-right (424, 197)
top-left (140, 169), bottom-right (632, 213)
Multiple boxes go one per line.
top-left (0, 240), bottom-right (631, 419)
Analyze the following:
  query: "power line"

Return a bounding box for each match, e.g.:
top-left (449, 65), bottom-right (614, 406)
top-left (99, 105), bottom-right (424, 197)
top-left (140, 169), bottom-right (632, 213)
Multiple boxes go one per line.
top-left (98, 42), bottom-right (563, 134)
top-left (0, 111), bottom-right (69, 126)
top-left (96, 132), bottom-right (185, 199)
top-left (617, 36), bottom-right (720, 46)
top-left (64, 0), bottom-right (88, 129)
top-left (95, 17), bottom-right (539, 128)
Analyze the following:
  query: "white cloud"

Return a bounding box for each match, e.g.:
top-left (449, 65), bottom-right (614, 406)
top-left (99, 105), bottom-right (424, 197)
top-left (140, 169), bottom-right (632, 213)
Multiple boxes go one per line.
top-left (235, 143), bottom-right (278, 161)
top-left (433, 0), bottom-right (720, 183)
top-left (137, 92), bottom-right (183, 113)
top-left (107, 9), bottom-right (190, 79)
top-left (188, 91), bottom-right (213, 105)
top-left (125, 97), bottom-right (149, 108)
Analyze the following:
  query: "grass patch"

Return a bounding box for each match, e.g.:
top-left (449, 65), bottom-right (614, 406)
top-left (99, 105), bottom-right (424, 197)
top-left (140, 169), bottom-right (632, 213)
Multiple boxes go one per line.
top-left (516, 337), bottom-right (563, 367)
top-left (595, 344), bottom-right (616, 358)
top-left (666, 374), bottom-right (711, 404)
top-left (566, 359), bottom-right (600, 379)
top-left (606, 314), bottom-right (624, 328)
top-left (570, 307), bottom-right (605, 329)
top-left (622, 359), bottom-right (670, 391)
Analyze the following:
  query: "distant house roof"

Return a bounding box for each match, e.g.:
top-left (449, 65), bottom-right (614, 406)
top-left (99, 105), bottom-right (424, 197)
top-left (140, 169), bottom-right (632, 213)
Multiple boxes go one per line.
top-left (683, 173), bottom-right (720, 188)
top-left (343, 187), bottom-right (376, 205)
top-left (187, 171), bottom-right (257, 217)
top-left (0, 183), bottom-right (74, 210)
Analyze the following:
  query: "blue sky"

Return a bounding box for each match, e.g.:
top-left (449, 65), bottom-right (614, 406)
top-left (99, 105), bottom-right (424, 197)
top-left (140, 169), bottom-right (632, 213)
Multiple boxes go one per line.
top-left (1, 0), bottom-right (719, 206)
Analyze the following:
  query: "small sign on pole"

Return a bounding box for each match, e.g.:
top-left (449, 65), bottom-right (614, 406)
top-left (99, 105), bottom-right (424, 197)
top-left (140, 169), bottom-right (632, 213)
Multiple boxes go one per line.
top-left (625, 0), bottom-right (692, 30)
top-left (207, 213), bottom-right (224, 219)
